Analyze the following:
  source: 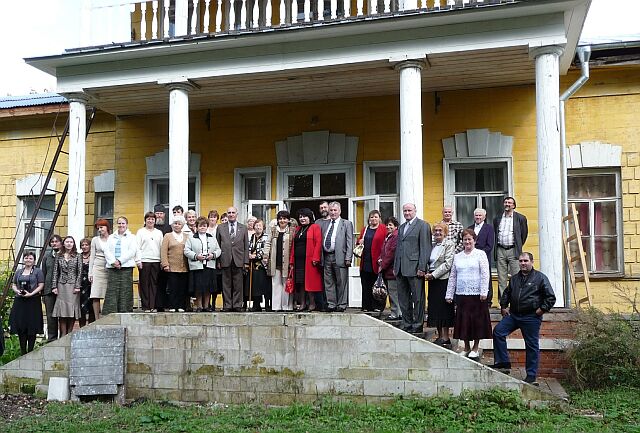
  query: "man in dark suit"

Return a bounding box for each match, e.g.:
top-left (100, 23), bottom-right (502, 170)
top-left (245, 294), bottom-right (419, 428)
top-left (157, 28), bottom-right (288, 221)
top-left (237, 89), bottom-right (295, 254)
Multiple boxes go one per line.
top-left (493, 196), bottom-right (528, 299)
top-left (469, 208), bottom-right (495, 304)
top-left (320, 201), bottom-right (354, 312)
top-left (393, 203), bottom-right (432, 334)
top-left (216, 206), bottom-right (249, 311)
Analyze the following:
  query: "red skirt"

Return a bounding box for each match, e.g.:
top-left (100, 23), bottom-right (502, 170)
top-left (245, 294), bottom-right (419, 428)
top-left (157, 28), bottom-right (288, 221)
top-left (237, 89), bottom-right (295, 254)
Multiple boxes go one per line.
top-left (453, 294), bottom-right (492, 341)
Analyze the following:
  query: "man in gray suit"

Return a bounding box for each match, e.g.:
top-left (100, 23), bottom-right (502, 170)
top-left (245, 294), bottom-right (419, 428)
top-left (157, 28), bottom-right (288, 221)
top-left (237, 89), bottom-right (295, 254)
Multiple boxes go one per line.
top-left (320, 201), bottom-right (354, 312)
top-left (394, 203), bottom-right (432, 333)
top-left (216, 206), bottom-right (249, 312)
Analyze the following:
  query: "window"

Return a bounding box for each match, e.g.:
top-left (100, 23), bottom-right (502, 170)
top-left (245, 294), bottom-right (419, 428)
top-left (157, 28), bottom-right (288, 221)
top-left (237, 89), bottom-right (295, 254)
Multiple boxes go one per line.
top-left (17, 195), bottom-right (55, 259)
top-left (446, 161), bottom-right (510, 229)
top-left (281, 165), bottom-right (353, 199)
top-left (364, 161), bottom-right (400, 221)
top-left (235, 166), bottom-right (272, 222)
top-left (150, 178), bottom-right (198, 211)
top-left (568, 170), bottom-right (622, 275)
top-left (95, 192), bottom-right (114, 229)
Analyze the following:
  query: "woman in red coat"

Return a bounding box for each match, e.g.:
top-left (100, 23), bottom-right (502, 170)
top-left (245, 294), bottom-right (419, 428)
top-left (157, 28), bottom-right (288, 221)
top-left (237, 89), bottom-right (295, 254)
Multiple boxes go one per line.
top-left (356, 210), bottom-right (388, 312)
top-left (290, 208), bottom-right (323, 311)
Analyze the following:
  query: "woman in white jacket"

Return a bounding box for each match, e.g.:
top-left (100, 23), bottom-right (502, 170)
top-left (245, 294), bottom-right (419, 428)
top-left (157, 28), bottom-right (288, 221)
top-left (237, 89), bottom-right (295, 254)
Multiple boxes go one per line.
top-left (184, 216), bottom-right (222, 312)
top-left (103, 216), bottom-right (139, 314)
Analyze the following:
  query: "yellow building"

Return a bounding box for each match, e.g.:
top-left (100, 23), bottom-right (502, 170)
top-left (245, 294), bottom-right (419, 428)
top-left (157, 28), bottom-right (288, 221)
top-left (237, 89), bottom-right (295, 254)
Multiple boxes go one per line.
top-left (2, 0), bottom-right (637, 310)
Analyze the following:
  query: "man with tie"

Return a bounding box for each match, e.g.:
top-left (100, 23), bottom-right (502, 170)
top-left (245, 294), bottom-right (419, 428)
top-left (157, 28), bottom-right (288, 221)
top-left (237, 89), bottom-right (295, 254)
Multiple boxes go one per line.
top-left (493, 196), bottom-right (528, 299)
top-left (394, 203), bottom-right (432, 334)
top-left (320, 202), bottom-right (354, 312)
top-left (216, 206), bottom-right (250, 311)
top-left (469, 208), bottom-right (495, 303)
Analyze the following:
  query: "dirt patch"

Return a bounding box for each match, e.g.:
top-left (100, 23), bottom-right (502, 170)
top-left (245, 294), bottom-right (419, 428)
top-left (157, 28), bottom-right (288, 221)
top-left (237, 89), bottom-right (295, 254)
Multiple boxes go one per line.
top-left (0, 393), bottom-right (48, 422)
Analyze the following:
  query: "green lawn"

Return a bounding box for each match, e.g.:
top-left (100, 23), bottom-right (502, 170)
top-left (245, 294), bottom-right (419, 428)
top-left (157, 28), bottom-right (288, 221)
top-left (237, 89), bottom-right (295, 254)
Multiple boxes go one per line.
top-left (3, 387), bottom-right (639, 433)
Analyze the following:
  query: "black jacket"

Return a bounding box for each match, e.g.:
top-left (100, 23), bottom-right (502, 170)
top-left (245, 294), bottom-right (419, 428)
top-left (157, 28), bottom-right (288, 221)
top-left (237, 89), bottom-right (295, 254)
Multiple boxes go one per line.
top-left (500, 269), bottom-right (556, 315)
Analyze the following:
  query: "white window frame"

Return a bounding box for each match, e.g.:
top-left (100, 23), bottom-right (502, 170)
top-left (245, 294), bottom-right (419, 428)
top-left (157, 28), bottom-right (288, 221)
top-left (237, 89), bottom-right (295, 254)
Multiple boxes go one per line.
top-left (95, 191), bottom-right (115, 228)
top-left (234, 166), bottom-right (272, 222)
top-left (15, 195), bottom-right (55, 260)
top-left (443, 157), bottom-right (513, 222)
top-left (363, 160), bottom-right (400, 219)
top-left (277, 163), bottom-right (356, 200)
top-left (246, 200), bottom-right (287, 225)
top-left (568, 169), bottom-right (623, 277)
top-left (145, 174), bottom-right (201, 214)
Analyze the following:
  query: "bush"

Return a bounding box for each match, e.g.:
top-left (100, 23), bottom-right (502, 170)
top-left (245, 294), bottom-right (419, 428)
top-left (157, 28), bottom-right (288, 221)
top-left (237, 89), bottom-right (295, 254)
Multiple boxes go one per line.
top-left (566, 304), bottom-right (640, 390)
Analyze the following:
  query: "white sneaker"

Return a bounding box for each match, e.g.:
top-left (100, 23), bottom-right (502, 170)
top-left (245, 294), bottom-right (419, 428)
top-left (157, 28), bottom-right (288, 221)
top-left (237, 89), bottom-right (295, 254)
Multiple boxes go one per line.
top-left (468, 350), bottom-right (479, 359)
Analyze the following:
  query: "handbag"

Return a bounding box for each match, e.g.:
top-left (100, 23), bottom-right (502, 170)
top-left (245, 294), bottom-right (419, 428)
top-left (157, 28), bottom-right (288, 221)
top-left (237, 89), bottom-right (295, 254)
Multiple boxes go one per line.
top-left (353, 243), bottom-right (364, 258)
top-left (372, 272), bottom-right (388, 302)
top-left (285, 267), bottom-right (295, 294)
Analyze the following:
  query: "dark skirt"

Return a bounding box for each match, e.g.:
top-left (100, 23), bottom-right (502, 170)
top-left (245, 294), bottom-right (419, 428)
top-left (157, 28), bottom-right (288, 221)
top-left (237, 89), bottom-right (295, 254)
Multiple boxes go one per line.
top-left (453, 294), bottom-right (492, 341)
top-left (80, 262), bottom-right (92, 316)
top-left (427, 278), bottom-right (455, 328)
top-left (9, 296), bottom-right (44, 335)
top-left (190, 267), bottom-right (215, 296)
top-left (249, 265), bottom-right (271, 297)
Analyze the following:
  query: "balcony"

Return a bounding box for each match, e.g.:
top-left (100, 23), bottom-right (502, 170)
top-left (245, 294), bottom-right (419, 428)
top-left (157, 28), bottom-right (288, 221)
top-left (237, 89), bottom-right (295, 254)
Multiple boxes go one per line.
top-left (80, 0), bottom-right (511, 48)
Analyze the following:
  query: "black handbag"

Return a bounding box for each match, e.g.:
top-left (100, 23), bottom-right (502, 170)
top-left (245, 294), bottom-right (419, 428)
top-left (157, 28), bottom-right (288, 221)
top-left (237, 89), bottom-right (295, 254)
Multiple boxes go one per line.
top-left (372, 272), bottom-right (388, 302)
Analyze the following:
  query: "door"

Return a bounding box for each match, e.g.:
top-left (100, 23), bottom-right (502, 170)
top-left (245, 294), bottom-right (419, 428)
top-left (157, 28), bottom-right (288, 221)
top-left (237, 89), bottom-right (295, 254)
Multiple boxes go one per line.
top-left (347, 195), bottom-right (380, 308)
top-left (246, 200), bottom-right (286, 225)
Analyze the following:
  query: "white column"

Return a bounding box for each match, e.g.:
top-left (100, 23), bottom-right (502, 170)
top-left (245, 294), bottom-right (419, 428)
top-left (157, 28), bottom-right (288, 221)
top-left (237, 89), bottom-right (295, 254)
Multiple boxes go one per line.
top-left (396, 60), bottom-right (425, 218)
top-left (167, 84), bottom-right (193, 220)
top-left (531, 45), bottom-right (565, 301)
top-left (68, 95), bottom-right (89, 243)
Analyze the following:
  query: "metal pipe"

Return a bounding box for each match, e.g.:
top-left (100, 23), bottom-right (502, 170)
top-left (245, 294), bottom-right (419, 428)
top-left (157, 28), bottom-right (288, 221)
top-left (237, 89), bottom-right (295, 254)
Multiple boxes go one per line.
top-left (559, 45), bottom-right (591, 307)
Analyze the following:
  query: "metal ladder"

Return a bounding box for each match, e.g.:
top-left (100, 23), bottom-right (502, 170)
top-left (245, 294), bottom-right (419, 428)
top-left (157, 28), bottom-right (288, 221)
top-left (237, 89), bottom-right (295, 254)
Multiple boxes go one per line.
top-left (0, 108), bottom-right (97, 313)
top-left (562, 203), bottom-right (593, 308)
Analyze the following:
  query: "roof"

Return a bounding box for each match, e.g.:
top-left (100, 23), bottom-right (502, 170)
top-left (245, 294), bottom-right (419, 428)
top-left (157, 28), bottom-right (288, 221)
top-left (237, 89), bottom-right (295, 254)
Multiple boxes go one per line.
top-left (0, 93), bottom-right (67, 109)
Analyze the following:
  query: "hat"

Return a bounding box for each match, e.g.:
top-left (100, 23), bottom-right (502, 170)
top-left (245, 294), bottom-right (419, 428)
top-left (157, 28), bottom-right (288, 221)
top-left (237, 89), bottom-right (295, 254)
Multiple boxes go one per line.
top-left (154, 204), bottom-right (166, 213)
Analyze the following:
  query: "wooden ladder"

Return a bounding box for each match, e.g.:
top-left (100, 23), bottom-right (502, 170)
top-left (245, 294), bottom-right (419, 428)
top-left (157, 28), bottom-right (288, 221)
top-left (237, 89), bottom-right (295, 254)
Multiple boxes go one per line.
top-left (562, 203), bottom-right (593, 308)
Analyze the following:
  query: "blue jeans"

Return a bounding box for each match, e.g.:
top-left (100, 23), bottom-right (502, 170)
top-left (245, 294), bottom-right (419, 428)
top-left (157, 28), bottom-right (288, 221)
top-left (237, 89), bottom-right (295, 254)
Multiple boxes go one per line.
top-left (493, 312), bottom-right (542, 378)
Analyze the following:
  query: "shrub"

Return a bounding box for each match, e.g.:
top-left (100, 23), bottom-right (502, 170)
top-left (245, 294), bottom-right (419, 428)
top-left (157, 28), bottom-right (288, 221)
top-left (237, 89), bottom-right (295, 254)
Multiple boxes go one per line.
top-left (565, 304), bottom-right (640, 390)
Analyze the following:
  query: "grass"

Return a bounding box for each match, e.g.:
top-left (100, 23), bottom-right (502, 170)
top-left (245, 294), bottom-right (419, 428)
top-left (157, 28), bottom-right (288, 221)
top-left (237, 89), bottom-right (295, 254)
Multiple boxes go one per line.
top-left (2, 387), bottom-right (639, 433)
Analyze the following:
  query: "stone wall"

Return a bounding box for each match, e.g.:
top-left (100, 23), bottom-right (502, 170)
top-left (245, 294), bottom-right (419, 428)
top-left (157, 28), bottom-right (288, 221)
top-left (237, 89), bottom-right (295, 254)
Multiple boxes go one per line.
top-left (0, 313), bottom-right (552, 403)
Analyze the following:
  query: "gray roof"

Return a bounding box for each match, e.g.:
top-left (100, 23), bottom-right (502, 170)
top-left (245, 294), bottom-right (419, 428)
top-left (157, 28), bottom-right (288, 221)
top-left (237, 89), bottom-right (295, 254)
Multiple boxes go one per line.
top-left (0, 93), bottom-right (67, 109)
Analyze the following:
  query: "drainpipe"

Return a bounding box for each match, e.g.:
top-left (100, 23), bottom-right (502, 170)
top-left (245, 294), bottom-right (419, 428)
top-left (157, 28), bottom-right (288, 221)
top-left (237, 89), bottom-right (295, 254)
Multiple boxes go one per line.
top-left (559, 45), bottom-right (591, 306)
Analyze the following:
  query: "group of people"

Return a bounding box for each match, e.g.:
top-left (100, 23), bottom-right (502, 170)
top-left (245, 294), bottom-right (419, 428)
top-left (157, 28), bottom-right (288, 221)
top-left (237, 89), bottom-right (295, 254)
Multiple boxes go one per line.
top-left (8, 196), bottom-right (555, 383)
top-left (386, 197), bottom-right (555, 384)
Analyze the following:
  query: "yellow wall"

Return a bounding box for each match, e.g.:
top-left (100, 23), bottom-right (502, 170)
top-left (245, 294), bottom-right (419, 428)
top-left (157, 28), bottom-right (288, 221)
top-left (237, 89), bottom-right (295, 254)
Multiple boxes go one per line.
top-left (563, 67), bottom-right (640, 310)
top-left (0, 110), bottom-right (116, 259)
top-left (2, 66), bottom-right (639, 310)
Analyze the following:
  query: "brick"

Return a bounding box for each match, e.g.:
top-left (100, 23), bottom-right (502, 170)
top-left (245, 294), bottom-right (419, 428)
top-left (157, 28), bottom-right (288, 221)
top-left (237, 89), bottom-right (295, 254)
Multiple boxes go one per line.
top-left (630, 208), bottom-right (640, 221)
top-left (627, 152), bottom-right (640, 166)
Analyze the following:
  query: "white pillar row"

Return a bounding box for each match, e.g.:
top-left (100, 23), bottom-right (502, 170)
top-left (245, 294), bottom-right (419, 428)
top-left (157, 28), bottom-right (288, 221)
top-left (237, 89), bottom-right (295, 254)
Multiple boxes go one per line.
top-left (67, 95), bottom-right (89, 243)
top-left (395, 60), bottom-right (425, 218)
top-left (167, 83), bottom-right (193, 220)
top-left (531, 45), bottom-right (565, 302)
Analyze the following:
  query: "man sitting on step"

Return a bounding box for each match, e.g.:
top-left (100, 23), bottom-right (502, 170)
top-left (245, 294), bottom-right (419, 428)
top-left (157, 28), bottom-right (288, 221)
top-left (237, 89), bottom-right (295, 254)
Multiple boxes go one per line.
top-left (489, 252), bottom-right (556, 386)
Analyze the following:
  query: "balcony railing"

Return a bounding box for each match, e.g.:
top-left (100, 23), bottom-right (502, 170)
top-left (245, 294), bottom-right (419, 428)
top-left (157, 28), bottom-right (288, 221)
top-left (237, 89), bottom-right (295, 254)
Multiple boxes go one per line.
top-left (81, 0), bottom-right (500, 47)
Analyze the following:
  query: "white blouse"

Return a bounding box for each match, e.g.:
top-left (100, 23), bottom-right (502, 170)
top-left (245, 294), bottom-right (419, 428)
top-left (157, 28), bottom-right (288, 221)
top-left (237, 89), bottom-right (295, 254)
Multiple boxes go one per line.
top-left (445, 248), bottom-right (490, 299)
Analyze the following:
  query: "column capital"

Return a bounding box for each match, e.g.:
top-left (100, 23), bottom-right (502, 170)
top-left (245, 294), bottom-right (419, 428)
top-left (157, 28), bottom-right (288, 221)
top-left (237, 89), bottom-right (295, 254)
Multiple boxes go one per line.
top-left (162, 80), bottom-right (200, 92)
top-left (529, 44), bottom-right (565, 60)
top-left (393, 59), bottom-right (427, 72)
top-left (63, 92), bottom-right (90, 104)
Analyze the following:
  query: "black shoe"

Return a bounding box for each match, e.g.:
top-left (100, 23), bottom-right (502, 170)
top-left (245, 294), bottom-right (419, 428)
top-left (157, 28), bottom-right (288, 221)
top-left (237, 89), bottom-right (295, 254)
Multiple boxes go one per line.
top-left (488, 362), bottom-right (512, 374)
top-left (410, 327), bottom-right (423, 334)
top-left (326, 307), bottom-right (336, 313)
top-left (441, 339), bottom-right (452, 349)
top-left (524, 376), bottom-right (539, 386)
top-left (221, 308), bottom-right (233, 312)
top-left (433, 337), bottom-right (444, 346)
top-left (336, 307), bottom-right (346, 312)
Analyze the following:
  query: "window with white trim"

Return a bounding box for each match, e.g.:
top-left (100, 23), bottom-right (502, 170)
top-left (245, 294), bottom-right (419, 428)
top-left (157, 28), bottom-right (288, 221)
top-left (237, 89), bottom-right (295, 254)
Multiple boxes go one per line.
top-left (95, 192), bottom-right (114, 229)
top-left (445, 160), bottom-right (510, 228)
top-left (568, 169), bottom-right (623, 275)
top-left (17, 195), bottom-right (55, 259)
top-left (235, 166), bottom-right (271, 222)
top-left (363, 161), bottom-right (399, 221)
top-left (150, 178), bottom-right (198, 212)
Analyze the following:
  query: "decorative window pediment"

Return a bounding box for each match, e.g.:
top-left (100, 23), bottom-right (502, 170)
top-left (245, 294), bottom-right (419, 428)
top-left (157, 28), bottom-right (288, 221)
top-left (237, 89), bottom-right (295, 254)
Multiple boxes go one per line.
top-left (275, 130), bottom-right (359, 166)
top-left (145, 149), bottom-right (201, 175)
top-left (442, 128), bottom-right (513, 158)
top-left (567, 142), bottom-right (622, 169)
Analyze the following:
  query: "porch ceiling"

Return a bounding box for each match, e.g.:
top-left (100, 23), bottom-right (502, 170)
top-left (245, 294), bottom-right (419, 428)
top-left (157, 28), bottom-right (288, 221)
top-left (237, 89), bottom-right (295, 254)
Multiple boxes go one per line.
top-left (86, 46), bottom-right (533, 115)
